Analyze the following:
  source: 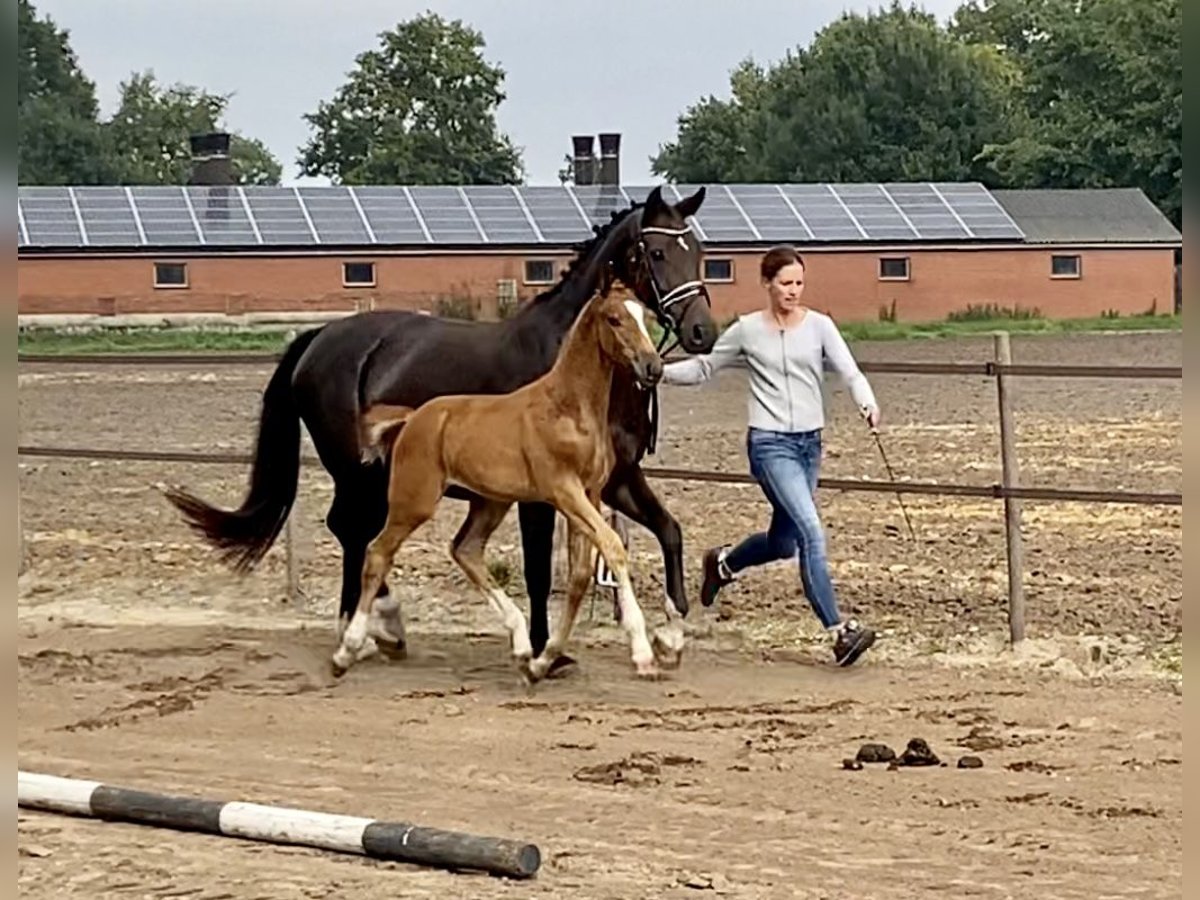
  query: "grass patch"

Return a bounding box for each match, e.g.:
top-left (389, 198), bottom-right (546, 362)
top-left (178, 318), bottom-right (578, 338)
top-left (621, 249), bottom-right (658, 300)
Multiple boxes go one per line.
top-left (839, 313), bottom-right (1181, 342)
top-left (18, 328), bottom-right (294, 356)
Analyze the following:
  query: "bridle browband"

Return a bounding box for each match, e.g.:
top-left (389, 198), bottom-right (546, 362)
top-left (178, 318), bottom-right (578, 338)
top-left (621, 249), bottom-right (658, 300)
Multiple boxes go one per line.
top-left (628, 221), bottom-right (712, 456)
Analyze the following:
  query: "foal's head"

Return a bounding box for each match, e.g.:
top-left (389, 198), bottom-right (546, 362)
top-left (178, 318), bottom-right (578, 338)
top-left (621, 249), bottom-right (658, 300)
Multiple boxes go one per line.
top-left (590, 280), bottom-right (664, 391)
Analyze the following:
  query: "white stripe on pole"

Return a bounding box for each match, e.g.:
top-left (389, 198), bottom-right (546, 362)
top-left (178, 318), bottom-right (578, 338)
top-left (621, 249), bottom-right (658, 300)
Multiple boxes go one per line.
top-left (18, 771), bottom-right (100, 815)
top-left (218, 802), bottom-right (373, 853)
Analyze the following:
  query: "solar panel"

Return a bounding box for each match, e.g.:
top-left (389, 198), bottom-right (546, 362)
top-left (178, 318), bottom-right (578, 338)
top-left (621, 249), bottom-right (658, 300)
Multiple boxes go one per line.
top-left (15, 182), bottom-right (1027, 248)
top-left (352, 187), bottom-right (430, 244)
top-left (778, 185), bottom-right (864, 241)
top-left (461, 185), bottom-right (539, 243)
top-left (409, 186), bottom-right (484, 243)
top-left (932, 182), bottom-right (1024, 239)
top-left (569, 184), bottom-right (633, 228)
top-left (518, 186), bottom-right (591, 243)
top-left (243, 187), bottom-right (317, 244)
top-left (130, 186), bottom-right (202, 245)
top-left (20, 186), bottom-right (85, 246)
top-left (726, 184), bottom-right (810, 241)
top-left (71, 186), bottom-right (143, 246)
top-left (297, 186), bottom-right (371, 244)
top-left (185, 186), bottom-right (261, 245)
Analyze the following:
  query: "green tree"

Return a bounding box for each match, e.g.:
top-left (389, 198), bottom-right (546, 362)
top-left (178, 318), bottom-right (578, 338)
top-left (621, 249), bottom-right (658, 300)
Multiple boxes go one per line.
top-left (299, 12), bottom-right (523, 184)
top-left (955, 0), bottom-right (1182, 226)
top-left (106, 71), bottom-right (281, 185)
top-left (653, 4), bottom-right (1019, 185)
top-left (17, 0), bottom-right (115, 183)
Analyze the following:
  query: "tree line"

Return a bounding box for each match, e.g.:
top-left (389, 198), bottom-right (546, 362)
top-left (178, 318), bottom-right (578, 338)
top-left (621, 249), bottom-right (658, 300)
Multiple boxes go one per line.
top-left (19, 0), bottom-right (1181, 228)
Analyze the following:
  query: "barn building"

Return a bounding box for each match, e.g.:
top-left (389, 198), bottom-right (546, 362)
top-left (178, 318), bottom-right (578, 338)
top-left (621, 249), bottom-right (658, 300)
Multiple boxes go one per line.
top-left (16, 133), bottom-right (1181, 325)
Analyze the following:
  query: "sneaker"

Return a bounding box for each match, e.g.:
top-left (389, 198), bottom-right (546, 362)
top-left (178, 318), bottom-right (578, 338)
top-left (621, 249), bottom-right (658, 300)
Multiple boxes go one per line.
top-left (833, 619), bottom-right (876, 667)
top-left (700, 545), bottom-right (734, 607)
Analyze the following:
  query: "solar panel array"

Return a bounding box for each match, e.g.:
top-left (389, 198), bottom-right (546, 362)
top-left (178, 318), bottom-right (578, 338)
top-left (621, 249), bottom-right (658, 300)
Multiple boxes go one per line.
top-left (16, 182), bottom-right (1025, 249)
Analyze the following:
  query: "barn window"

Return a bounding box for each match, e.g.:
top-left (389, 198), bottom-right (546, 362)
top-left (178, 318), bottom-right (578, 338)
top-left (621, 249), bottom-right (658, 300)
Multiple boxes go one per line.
top-left (153, 262), bottom-right (188, 289)
top-left (703, 258), bottom-right (734, 282)
top-left (878, 257), bottom-right (910, 281)
top-left (524, 259), bottom-right (556, 284)
top-left (343, 261), bottom-right (376, 287)
top-left (1051, 254), bottom-right (1081, 278)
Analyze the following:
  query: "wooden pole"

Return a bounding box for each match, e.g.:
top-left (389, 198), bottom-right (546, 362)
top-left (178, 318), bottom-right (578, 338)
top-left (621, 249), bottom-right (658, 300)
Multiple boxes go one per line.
top-left (18, 771), bottom-right (541, 879)
top-left (993, 331), bottom-right (1025, 645)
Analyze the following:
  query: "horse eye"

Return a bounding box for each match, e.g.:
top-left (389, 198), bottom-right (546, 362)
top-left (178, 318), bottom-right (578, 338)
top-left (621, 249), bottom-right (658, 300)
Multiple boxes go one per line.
top-left (651, 249), bottom-right (665, 261)
top-left (606, 315), bottom-right (622, 326)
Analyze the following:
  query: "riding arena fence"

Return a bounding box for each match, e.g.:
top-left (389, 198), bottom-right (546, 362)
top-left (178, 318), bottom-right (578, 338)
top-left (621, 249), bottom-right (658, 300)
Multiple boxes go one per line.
top-left (16, 332), bottom-right (1182, 646)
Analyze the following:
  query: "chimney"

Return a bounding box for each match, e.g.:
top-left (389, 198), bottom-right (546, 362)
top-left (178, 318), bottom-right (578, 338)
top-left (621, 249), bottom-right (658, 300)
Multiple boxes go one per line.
top-left (598, 132), bottom-right (621, 186)
top-left (188, 131), bottom-right (234, 186)
top-left (571, 135), bottom-right (596, 186)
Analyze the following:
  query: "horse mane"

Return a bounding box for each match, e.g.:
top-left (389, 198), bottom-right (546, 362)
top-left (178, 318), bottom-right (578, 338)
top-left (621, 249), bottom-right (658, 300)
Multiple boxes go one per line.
top-left (523, 199), bottom-right (645, 309)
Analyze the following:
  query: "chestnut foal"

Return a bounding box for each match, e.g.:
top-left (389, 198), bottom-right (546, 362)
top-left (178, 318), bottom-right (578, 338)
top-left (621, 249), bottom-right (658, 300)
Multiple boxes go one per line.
top-left (331, 281), bottom-right (686, 683)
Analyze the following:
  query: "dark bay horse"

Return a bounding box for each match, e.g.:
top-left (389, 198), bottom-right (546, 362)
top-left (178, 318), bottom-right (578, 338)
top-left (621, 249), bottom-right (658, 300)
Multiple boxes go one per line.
top-left (164, 186), bottom-right (717, 658)
top-left (340, 280), bottom-right (682, 682)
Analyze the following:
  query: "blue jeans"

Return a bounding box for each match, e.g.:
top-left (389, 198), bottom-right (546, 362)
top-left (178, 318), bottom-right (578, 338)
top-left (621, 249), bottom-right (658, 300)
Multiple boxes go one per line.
top-left (725, 427), bottom-right (841, 629)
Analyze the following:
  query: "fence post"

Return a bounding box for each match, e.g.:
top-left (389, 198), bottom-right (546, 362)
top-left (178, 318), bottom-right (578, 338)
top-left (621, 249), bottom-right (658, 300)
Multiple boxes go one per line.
top-left (993, 331), bottom-right (1025, 645)
top-left (284, 498), bottom-right (301, 610)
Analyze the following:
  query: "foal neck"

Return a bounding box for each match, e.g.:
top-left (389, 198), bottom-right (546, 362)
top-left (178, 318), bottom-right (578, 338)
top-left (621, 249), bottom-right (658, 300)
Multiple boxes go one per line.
top-left (544, 303), bottom-right (616, 418)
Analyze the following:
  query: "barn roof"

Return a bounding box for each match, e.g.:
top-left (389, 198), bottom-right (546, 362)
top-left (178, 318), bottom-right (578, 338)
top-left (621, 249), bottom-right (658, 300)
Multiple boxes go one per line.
top-left (991, 188), bottom-right (1181, 245)
top-left (15, 182), bottom-right (1178, 252)
top-left (16, 182), bottom-right (1027, 251)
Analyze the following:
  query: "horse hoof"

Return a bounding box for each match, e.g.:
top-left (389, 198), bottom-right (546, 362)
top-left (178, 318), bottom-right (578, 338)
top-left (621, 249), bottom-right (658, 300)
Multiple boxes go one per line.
top-left (633, 660), bottom-right (663, 681)
top-left (544, 654), bottom-right (578, 679)
top-left (330, 659), bottom-right (348, 678)
top-left (376, 639), bottom-right (408, 661)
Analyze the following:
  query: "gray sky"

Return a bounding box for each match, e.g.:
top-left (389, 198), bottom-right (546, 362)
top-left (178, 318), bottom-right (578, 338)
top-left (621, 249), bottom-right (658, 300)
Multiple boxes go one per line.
top-left (37, 0), bottom-right (962, 186)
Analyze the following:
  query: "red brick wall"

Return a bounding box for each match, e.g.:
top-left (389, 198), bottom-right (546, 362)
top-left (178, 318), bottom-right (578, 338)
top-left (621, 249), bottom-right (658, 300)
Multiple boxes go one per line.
top-left (17, 245), bottom-right (1176, 322)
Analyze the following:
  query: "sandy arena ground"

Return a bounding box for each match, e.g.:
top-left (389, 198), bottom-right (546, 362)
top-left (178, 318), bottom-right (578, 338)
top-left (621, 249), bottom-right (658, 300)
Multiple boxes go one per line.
top-left (17, 329), bottom-right (1182, 898)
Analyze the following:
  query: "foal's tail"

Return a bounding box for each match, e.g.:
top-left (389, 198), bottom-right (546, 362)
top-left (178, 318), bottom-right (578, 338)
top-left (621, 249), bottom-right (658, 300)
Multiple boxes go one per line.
top-left (358, 404), bottom-right (415, 464)
top-left (162, 328), bottom-right (320, 573)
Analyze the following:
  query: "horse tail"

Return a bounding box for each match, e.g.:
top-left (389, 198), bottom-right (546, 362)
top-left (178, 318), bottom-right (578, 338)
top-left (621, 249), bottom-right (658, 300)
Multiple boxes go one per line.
top-left (358, 403), bottom-right (415, 464)
top-left (162, 327), bottom-right (321, 573)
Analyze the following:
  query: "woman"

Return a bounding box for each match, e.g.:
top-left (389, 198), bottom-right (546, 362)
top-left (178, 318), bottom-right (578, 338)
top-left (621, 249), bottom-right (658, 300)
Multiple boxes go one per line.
top-left (662, 245), bottom-right (879, 667)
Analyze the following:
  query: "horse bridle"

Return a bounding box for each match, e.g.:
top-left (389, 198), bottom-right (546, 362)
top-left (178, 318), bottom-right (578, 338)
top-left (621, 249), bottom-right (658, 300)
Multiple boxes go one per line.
top-left (628, 221), bottom-right (711, 454)
top-left (634, 223), bottom-right (710, 356)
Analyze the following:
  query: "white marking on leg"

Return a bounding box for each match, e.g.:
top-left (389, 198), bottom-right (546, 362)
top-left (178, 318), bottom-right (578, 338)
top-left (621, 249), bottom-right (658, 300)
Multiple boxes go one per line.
top-left (616, 573), bottom-right (655, 668)
top-left (333, 610), bottom-right (371, 670)
top-left (486, 588), bottom-right (532, 659)
top-left (623, 299), bottom-right (651, 341)
top-left (368, 595), bottom-right (406, 645)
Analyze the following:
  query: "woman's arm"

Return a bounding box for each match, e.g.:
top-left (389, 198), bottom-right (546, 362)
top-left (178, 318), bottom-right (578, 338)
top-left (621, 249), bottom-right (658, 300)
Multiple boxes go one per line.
top-left (820, 316), bottom-right (879, 420)
top-left (661, 319), bottom-right (744, 386)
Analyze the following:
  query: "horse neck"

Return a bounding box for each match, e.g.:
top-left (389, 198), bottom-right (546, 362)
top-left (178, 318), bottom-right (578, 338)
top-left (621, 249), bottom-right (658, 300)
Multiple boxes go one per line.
top-left (510, 218), bottom-right (635, 347)
top-left (543, 307), bottom-right (615, 424)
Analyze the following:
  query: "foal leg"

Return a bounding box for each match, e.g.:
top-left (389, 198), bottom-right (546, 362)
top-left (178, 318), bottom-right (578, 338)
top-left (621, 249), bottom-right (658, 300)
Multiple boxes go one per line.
top-left (527, 521), bottom-right (593, 682)
top-left (450, 499), bottom-right (534, 675)
top-left (554, 485), bottom-right (666, 679)
top-left (331, 472), bottom-right (440, 676)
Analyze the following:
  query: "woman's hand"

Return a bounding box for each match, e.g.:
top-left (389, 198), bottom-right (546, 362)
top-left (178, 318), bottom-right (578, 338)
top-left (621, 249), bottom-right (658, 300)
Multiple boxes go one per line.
top-left (861, 405), bottom-right (881, 431)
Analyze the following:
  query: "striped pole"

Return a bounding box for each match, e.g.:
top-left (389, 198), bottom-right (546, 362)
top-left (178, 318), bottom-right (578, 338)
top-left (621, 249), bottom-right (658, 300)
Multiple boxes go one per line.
top-left (18, 771), bottom-right (541, 879)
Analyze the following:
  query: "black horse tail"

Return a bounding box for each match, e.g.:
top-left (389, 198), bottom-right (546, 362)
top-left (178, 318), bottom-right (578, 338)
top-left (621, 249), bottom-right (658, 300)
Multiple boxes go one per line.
top-left (163, 327), bottom-right (321, 573)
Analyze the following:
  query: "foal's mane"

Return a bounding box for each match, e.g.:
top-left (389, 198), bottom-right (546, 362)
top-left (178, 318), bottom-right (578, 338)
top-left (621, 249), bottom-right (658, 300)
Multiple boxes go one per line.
top-left (522, 199), bottom-right (645, 310)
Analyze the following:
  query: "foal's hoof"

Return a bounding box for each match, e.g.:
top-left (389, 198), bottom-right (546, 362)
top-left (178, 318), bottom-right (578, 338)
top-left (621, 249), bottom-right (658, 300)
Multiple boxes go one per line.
top-left (330, 659), bottom-right (349, 679)
top-left (651, 628), bottom-right (685, 671)
top-left (633, 659), bottom-right (663, 681)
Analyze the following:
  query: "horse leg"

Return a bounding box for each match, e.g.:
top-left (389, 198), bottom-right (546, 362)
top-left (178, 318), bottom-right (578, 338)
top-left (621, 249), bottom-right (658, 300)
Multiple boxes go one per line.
top-left (527, 520), bottom-right (593, 682)
top-left (327, 469), bottom-right (405, 659)
top-left (603, 465), bottom-right (689, 622)
top-left (450, 499), bottom-right (533, 678)
top-left (555, 483), bottom-right (681, 679)
top-left (516, 501), bottom-right (556, 659)
top-left (331, 474), bottom-right (437, 676)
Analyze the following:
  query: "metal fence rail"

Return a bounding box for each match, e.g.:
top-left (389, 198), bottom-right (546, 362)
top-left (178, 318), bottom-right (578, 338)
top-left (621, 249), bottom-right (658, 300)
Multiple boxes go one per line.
top-left (15, 444), bottom-right (1182, 507)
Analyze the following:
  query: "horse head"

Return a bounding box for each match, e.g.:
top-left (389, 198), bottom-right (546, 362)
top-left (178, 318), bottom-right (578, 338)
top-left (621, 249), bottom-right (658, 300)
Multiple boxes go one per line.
top-left (609, 186), bottom-right (718, 355)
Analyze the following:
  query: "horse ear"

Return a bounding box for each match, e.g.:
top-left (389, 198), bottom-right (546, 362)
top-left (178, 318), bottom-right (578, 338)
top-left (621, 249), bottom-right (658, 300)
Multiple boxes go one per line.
top-left (675, 185), bottom-right (706, 219)
top-left (640, 186), bottom-right (667, 222)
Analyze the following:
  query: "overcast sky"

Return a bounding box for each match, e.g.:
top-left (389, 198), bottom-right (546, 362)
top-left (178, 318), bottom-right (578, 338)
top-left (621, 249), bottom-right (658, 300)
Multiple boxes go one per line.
top-left (36, 0), bottom-right (963, 185)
